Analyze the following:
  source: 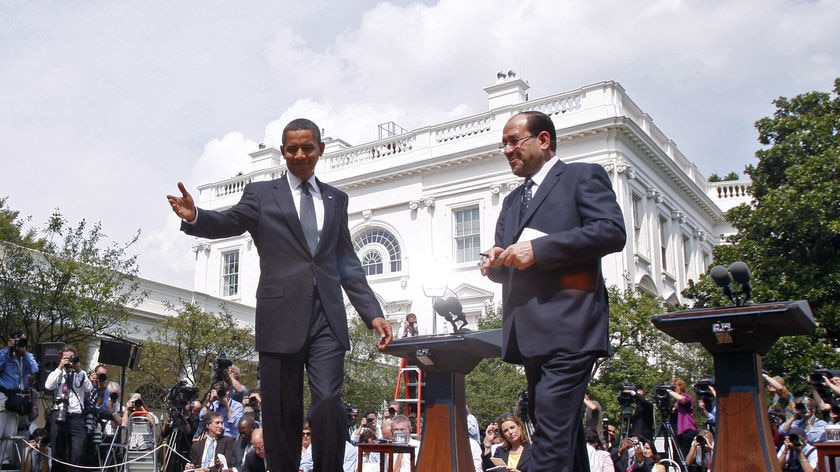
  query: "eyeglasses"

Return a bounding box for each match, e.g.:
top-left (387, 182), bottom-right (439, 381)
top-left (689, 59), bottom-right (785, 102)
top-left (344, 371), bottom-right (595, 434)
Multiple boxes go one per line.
top-left (302, 432), bottom-right (311, 437)
top-left (253, 445), bottom-right (265, 451)
top-left (499, 135), bottom-right (534, 150)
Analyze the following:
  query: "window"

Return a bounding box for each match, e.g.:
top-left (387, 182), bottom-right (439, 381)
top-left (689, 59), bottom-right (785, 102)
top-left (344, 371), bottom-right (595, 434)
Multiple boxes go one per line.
top-left (353, 228), bottom-right (403, 276)
top-left (221, 250), bottom-right (239, 297)
top-left (454, 207), bottom-right (481, 263)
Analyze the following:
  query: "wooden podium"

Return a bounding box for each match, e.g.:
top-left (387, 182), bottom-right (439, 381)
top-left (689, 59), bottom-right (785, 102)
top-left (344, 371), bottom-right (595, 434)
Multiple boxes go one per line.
top-left (651, 300), bottom-right (814, 471)
top-left (383, 329), bottom-right (502, 472)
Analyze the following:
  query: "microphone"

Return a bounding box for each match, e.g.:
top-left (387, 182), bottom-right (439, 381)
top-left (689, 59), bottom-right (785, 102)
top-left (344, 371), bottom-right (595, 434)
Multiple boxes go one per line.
top-left (710, 265), bottom-right (736, 305)
top-left (729, 261), bottom-right (753, 305)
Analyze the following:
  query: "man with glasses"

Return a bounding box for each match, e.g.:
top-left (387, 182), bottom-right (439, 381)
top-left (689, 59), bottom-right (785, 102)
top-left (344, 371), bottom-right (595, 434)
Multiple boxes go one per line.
top-left (239, 428), bottom-right (266, 472)
top-left (480, 111), bottom-right (626, 471)
top-left (45, 345), bottom-right (92, 472)
top-left (168, 118), bottom-right (393, 472)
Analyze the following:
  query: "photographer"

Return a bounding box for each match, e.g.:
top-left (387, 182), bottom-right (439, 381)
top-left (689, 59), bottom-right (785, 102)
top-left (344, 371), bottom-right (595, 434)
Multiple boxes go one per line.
top-left (21, 427), bottom-right (50, 472)
top-left (0, 330), bottom-right (38, 465)
top-left (199, 381), bottom-right (243, 439)
top-left (242, 389), bottom-right (261, 425)
top-left (777, 427), bottom-right (816, 472)
top-left (619, 387), bottom-right (655, 442)
top-left (779, 397), bottom-right (827, 444)
top-left (226, 366), bottom-right (248, 404)
top-left (398, 313), bottom-right (419, 338)
top-left (44, 345), bottom-right (91, 472)
top-left (685, 429), bottom-right (714, 472)
top-left (351, 410), bottom-right (381, 443)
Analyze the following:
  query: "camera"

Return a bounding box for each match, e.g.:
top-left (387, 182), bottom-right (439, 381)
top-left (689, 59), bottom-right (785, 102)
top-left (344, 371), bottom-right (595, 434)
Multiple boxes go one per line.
top-left (97, 372), bottom-right (107, 382)
top-left (366, 417), bottom-right (375, 425)
top-left (617, 385), bottom-right (637, 406)
top-left (212, 353), bottom-right (233, 383)
top-left (790, 433), bottom-right (803, 447)
top-left (53, 395), bottom-right (69, 423)
top-left (13, 337), bottom-right (27, 348)
top-left (388, 407), bottom-right (397, 416)
top-left (655, 384), bottom-right (676, 399)
top-left (696, 435), bottom-right (707, 446)
top-left (809, 368), bottom-right (840, 385)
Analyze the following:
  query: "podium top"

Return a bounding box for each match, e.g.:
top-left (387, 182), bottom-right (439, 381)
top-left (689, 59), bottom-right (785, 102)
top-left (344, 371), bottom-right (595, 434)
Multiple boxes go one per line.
top-left (382, 329), bottom-right (502, 374)
top-left (651, 300), bottom-right (815, 355)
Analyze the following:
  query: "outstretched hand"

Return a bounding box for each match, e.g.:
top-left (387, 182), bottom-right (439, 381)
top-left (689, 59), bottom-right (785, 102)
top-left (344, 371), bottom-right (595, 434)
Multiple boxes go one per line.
top-left (166, 182), bottom-right (197, 222)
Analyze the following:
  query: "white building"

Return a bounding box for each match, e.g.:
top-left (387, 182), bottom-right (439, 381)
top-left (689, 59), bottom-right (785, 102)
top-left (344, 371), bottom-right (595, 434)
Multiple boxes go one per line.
top-left (184, 76), bottom-right (751, 336)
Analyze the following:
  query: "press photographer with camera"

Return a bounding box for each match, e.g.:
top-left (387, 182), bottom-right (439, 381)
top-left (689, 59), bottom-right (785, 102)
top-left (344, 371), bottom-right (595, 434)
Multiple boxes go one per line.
top-left (351, 410), bottom-right (381, 443)
top-left (617, 386), bottom-right (655, 442)
top-left (44, 345), bottom-right (92, 472)
top-left (777, 426), bottom-right (817, 472)
top-left (0, 330), bottom-right (39, 464)
top-left (685, 429), bottom-right (714, 472)
top-left (779, 396), bottom-right (827, 444)
top-left (612, 436), bottom-right (654, 471)
top-left (198, 381), bottom-right (243, 439)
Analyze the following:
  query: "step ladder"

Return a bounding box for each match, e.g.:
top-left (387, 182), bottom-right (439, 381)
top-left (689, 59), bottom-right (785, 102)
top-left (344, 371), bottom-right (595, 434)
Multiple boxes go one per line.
top-left (393, 358), bottom-right (424, 436)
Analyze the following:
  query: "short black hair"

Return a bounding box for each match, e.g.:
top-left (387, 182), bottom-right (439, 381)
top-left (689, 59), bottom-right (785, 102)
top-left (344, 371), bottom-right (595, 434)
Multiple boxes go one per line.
top-left (519, 111), bottom-right (557, 152)
top-left (282, 118), bottom-right (321, 145)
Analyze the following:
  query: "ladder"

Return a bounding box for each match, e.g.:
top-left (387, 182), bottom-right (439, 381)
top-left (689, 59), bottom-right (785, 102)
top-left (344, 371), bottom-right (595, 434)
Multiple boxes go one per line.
top-left (393, 358), bottom-right (424, 436)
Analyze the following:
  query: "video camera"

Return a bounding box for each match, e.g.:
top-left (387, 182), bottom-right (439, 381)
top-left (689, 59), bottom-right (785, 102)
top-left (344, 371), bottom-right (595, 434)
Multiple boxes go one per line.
top-left (212, 352), bottom-right (233, 384)
top-left (809, 369), bottom-right (840, 409)
top-left (617, 385), bottom-right (637, 406)
top-left (165, 380), bottom-right (199, 410)
top-left (694, 378), bottom-right (716, 409)
top-left (654, 384), bottom-right (676, 411)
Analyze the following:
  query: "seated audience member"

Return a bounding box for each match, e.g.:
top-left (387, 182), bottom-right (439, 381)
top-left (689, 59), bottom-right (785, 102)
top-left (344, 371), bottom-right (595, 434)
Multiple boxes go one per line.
top-left (585, 430), bottom-right (614, 472)
top-left (239, 428), bottom-right (266, 472)
top-left (481, 414), bottom-right (532, 472)
top-left (779, 397), bottom-right (827, 444)
top-left (232, 415), bottom-right (257, 469)
top-left (21, 428), bottom-right (51, 472)
top-left (612, 436), bottom-right (654, 472)
top-left (185, 411), bottom-right (238, 472)
top-left (299, 432), bottom-right (357, 472)
top-left (777, 426), bottom-right (817, 472)
top-left (685, 429), bottom-right (714, 472)
top-left (389, 414), bottom-right (419, 472)
top-left (301, 422), bottom-right (312, 457)
top-left (640, 437), bottom-right (666, 472)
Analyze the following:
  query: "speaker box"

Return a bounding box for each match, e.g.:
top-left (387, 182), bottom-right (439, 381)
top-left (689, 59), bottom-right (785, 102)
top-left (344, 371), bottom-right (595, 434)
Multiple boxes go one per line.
top-left (98, 339), bottom-right (133, 367)
top-left (35, 342), bottom-right (64, 392)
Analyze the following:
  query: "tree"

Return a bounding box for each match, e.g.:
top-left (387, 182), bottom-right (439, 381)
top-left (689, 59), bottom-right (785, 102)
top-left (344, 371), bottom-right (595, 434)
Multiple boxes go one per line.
top-left (685, 78), bottom-right (840, 396)
top-left (0, 209), bottom-right (145, 346)
top-left (0, 197), bottom-right (43, 249)
top-left (129, 300), bottom-right (256, 409)
top-left (465, 302), bottom-right (526, 428)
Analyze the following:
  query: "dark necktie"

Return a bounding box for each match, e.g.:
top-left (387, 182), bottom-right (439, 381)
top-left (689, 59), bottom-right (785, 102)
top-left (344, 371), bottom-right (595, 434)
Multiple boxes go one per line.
top-left (519, 178), bottom-right (534, 224)
top-left (300, 181), bottom-right (318, 254)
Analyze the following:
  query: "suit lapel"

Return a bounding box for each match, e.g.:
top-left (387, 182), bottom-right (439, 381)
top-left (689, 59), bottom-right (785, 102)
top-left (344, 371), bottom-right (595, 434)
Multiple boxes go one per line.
top-left (521, 159), bottom-right (566, 226)
top-left (272, 174), bottom-right (311, 252)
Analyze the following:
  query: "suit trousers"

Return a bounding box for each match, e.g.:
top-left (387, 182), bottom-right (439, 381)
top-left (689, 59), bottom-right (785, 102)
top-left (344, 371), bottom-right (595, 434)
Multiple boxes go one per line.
top-left (524, 351), bottom-right (597, 472)
top-left (261, 292), bottom-right (347, 472)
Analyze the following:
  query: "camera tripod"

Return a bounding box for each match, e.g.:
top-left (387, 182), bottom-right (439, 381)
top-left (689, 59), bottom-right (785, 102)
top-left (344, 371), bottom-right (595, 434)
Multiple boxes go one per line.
top-left (653, 412), bottom-right (687, 472)
top-left (618, 403), bottom-right (634, 442)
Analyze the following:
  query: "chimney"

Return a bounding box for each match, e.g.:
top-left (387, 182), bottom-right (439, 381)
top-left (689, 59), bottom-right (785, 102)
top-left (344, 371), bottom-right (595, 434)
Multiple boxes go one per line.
top-left (484, 70), bottom-right (530, 110)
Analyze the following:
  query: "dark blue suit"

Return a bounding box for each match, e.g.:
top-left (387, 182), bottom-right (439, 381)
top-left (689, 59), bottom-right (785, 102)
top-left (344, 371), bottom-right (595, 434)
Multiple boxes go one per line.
top-left (182, 173), bottom-right (384, 472)
top-left (489, 159), bottom-right (625, 471)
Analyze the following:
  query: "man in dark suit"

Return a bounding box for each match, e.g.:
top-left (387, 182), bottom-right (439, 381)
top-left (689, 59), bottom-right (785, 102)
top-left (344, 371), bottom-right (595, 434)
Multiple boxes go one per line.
top-left (168, 118), bottom-right (393, 472)
top-left (238, 428), bottom-right (266, 472)
top-left (186, 411), bottom-right (238, 472)
top-left (480, 111), bottom-right (626, 471)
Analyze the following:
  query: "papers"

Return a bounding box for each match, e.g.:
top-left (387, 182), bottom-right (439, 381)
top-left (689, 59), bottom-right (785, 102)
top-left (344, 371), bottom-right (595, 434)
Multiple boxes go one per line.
top-left (516, 227), bottom-right (547, 243)
top-left (217, 454), bottom-right (228, 469)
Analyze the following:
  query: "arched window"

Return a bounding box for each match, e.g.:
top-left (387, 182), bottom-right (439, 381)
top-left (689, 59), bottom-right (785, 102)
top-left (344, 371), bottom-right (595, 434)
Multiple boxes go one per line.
top-left (353, 228), bottom-right (403, 276)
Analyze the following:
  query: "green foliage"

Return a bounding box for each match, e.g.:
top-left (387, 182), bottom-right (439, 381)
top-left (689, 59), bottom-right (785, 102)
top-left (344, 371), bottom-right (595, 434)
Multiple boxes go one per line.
top-left (0, 209), bottom-right (145, 346)
top-left (465, 302), bottom-right (526, 428)
top-left (130, 300), bottom-right (256, 408)
top-left (683, 77), bottom-right (840, 397)
top-left (342, 315), bottom-right (399, 416)
top-left (0, 198), bottom-right (44, 249)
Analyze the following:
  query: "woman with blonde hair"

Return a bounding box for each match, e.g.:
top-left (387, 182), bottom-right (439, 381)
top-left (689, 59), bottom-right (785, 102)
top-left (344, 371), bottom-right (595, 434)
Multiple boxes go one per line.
top-left (482, 415), bottom-right (532, 471)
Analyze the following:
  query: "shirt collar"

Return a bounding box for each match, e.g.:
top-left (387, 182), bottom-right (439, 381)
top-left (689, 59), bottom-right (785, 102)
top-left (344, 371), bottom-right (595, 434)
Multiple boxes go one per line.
top-left (529, 154), bottom-right (559, 187)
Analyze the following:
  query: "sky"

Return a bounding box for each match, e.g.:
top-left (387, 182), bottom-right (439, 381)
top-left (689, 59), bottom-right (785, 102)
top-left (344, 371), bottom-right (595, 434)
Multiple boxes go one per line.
top-left (1, 0), bottom-right (838, 290)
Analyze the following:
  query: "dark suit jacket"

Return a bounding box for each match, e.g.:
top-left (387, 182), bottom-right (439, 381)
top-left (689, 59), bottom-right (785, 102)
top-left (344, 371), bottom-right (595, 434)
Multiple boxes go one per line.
top-left (489, 159), bottom-right (626, 363)
top-left (182, 174), bottom-right (384, 353)
top-left (190, 436), bottom-right (238, 472)
top-left (238, 451), bottom-right (266, 472)
top-left (483, 443), bottom-right (534, 471)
